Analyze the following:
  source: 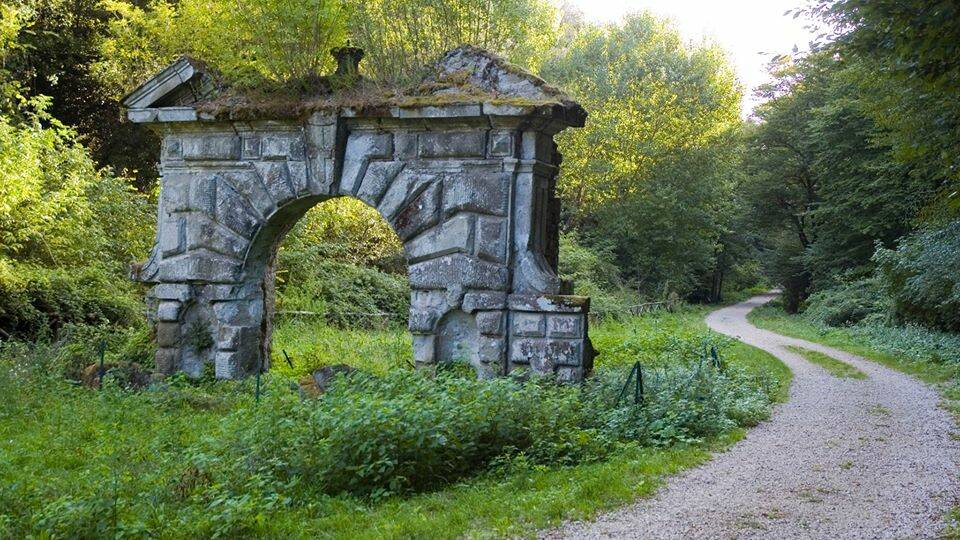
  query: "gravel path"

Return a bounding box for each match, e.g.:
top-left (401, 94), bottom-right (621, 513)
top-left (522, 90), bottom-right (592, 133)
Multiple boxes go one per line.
top-left (546, 293), bottom-right (960, 539)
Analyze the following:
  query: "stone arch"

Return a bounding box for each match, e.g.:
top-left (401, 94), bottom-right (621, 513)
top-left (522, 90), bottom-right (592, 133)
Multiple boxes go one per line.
top-left (128, 46), bottom-right (595, 382)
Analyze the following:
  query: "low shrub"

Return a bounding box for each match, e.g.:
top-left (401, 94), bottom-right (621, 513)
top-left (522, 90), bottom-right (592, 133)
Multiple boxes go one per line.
top-left (845, 314), bottom-right (960, 367)
top-left (873, 220), bottom-right (960, 332)
top-left (0, 322), bottom-right (152, 381)
top-left (803, 276), bottom-right (890, 327)
top-left (0, 261), bottom-right (143, 341)
top-left (275, 259), bottom-right (409, 327)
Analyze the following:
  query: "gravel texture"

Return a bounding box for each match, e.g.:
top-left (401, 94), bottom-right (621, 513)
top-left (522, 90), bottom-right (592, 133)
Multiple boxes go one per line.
top-left (546, 293), bottom-right (960, 539)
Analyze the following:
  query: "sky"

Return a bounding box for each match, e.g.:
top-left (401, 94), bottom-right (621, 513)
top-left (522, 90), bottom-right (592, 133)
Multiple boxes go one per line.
top-left (563, 0), bottom-right (820, 116)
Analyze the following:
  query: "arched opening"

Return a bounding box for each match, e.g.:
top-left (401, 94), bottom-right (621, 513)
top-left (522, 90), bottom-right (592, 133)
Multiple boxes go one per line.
top-left (268, 197), bottom-right (413, 375)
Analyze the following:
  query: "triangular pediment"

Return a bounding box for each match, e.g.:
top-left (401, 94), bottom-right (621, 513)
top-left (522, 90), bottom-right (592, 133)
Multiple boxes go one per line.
top-left (121, 56), bottom-right (219, 110)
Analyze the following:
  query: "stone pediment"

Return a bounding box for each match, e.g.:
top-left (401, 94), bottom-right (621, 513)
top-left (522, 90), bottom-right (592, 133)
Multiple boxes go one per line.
top-left (123, 47), bottom-right (585, 127)
top-left (121, 56), bottom-right (219, 122)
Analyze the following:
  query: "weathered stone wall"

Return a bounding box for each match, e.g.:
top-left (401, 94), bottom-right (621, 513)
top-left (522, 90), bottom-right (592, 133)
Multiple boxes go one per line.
top-left (128, 48), bottom-right (593, 381)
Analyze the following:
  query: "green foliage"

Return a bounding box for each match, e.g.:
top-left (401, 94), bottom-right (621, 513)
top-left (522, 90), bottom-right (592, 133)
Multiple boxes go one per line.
top-left (750, 300), bottom-right (960, 382)
top-left (803, 275), bottom-right (890, 327)
top-left (271, 318), bottom-right (411, 376)
top-left (0, 58), bottom-right (152, 341)
top-left (544, 12), bottom-right (743, 298)
top-left (276, 260), bottom-right (409, 327)
top-left (745, 49), bottom-right (934, 310)
top-left (0, 309), bottom-right (785, 537)
top-left (2, 0), bottom-right (160, 187)
top-left (558, 233), bottom-right (638, 317)
top-left (0, 101), bottom-right (153, 267)
top-left (873, 220), bottom-right (960, 331)
top-left (351, 0), bottom-right (559, 86)
top-left (96, 0), bottom-right (349, 94)
top-left (0, 261), bottom-right (143, 341)
top-left (807, 0), bottom-right (960, 219)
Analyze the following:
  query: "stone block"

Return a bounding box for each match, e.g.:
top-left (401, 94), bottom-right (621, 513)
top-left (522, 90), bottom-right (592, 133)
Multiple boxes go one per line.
top-left (185, 217), bottom-right (248, 260)
top-left (161, 174), bottom-right (191, 213)
top-left (462, 291), bottom-right (507, 312)
top-left (555, 366), bottom-right (583, 383)
top-left (163, 136), bottom-right (183, 159)
top-left (217, 325), bottom-right (240, 351)
top-left (419, 132), bottom-right (486, 158)
top-left (219, 170), bottom-right (274, 219)
top-left (409, 254), bottom-right (508, 291)
top-left (213, 299), bottom-right (263, 327)
top-left (410, 289), bottom-right (449, 310)
top-left (510, 338), bottom-right (583, 370)
top-left (404, 214), bottom-right (473, 262)
top-left (189, 175), bottom-right (218, 215)
top-left (214, 181), bottom-right (262, 238)
top-left (129, 108), bottom-right (158, 123)
top-left (157, 301), bottom-right (181, 322)
top-left (394, 132), bottom-right (418, 159)
top-left (341, 133), bottom-right (393, 191)
top-left (508, 294), bottom-right (590, 313)
top-left (489, 131), bottom-right (515, 156)
top-left (305, 123), bottom-right (336, 160)
top-left (412, 334), bottom-right (436, 365)
top-left (261, 133), bottom-right (305, 160)
top-left (156, 322), bottom-right (180, 347)
top-left (477, 336), bottom-right (505, 366)
top-left (155, 348), bottom-right (177, 374)
top-left (398, 104), bottom-right (482, 119)
top-left (442, 173), bottom-right (508, 217)
top-left (475, 311), bottom-right (504, 336)
top-left (254, 162), bottom-right (296, 206)
top-left (547, 314), bottom-right (583, 339)
top-left (475, 216), bottom-right (506, 262)
top-left (158, 252), bottom-right (240, 283)
top-left (215, 351), bottom-right (241, 378)
top-left (391, 181), bottom-right (440, 240)
top-left (377, 169), bottom-right (439, 220)
top-left (152, 284), bottom-right (192, 301)
top-left (157, 108), bottom-right (197, 122)
top-left (242, 136), bottom-right (261, 159)
top-left (182, 134), bottom-right (241, 161)
top-left (355, 161), bottom-right (406, 206)
top-left (512, 313), bottom-right (545, 337)
top-left (159, 216), bottom-right (186, 256)
top-left (408, 309), bottom-right (439, 334)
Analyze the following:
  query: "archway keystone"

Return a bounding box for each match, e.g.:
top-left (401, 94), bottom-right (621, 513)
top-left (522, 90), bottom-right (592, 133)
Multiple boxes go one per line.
top-left (125, 46), bottom-right (593, 381)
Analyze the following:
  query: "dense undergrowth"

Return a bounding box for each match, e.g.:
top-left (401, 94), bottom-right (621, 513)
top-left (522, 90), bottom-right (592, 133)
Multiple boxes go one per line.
top-left (0, 307), bottom-right (787, 538)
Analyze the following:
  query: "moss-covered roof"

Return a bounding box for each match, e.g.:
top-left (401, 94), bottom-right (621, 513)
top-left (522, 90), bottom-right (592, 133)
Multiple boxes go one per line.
top-left (125, 46), bottom-right (586, 126)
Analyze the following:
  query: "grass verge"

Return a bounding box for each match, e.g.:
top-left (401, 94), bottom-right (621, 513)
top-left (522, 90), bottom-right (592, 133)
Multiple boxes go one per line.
top-left (785, 345), bottom-right (867, 380)
top-left (0, 306), bottom-right (789, 539)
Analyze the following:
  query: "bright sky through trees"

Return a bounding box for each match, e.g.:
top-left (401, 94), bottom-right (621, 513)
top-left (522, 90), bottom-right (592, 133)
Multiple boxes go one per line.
top-left (565, 0), bottom-right (818, 115)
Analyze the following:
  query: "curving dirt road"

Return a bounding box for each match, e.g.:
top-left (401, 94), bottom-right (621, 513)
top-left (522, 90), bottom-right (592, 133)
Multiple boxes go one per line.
top-left (547, 293), bottom-right (960, 539)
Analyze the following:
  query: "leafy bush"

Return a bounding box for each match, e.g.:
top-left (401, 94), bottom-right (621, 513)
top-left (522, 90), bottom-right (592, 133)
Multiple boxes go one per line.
top-left (275, 260), bottom-right (409, 327)
top-left (558, 233), bottom-right (640, 318)
top-left (803, 275), bottom-right (890, 327)
top-left (0, 261), bottom-right (143, 341)
top-left (0, 322), bottom-right (152, 381)
top-left (845, 314), bottom-right (960, 367)
top-left (874, 220), bottom-right (960, 331)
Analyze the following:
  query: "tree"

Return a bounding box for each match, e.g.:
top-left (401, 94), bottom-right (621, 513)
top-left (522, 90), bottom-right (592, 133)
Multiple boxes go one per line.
top-left (350, 0), bottom-right (559, 86)
top-left (744, 50), bottom-right (930, 310)
top-left (806, 0), bottom-right (960, 220)
top-left (542, 12), bottom-right (743, 297)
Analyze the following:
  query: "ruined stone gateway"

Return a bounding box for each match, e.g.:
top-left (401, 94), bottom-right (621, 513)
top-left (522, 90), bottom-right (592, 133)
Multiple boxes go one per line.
top-left (125, 46), bottom-right (593, 381)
